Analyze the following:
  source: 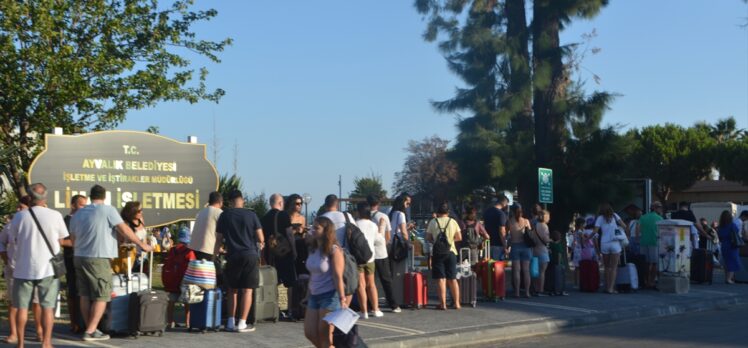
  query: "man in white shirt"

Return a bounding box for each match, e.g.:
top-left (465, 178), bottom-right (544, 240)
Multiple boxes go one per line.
top-left (320, 195), bottom-right (356, 251)
top-left (189, 191), bottom-right (223, 261)
top-left (8, 183), bottom-right (69, 348)
top-left (367, 195), bottom-right (401, 313)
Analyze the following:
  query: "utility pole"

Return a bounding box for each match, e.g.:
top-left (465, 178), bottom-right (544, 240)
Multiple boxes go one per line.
top-left (233, 139), bottom-right (238, 176)
top-left (212, 112), bottom-right (220, 168)
top-left (338, 175), bottom-right (342, 211)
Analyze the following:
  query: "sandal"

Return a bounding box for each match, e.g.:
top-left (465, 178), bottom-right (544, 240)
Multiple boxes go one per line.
top-left (3, 337), bottom-right (18, 344)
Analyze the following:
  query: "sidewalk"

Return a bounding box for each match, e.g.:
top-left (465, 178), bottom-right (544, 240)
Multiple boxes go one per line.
top-left (3, 270), bottom-right (747, 348)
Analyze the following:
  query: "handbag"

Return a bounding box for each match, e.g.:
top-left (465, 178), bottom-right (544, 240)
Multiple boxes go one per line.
top-left (615, 228), bottom-right (630, 247)
top-left (178, 283), bottom-right (205, 304)
top-left (731, 225), bottom-right (746, 247)
top-left (182, 259), bottom-right (217, 289)
top-left (28, 208), bottom-right (66, 278)
top-left (268, 211), bottom-right (293, 257)
top-left (523, 227), bottom-right (537, 248)
top-left (389, 233), bottom-right (409, 262)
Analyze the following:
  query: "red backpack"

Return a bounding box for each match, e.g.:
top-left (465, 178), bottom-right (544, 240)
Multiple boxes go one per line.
top-left (161, 244), bottom-right (195, 293)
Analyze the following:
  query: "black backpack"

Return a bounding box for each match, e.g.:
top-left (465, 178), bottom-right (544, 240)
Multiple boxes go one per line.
top-left (343, 212), bottom-right (373, 265)
top-left (464, 222), bottom-right (482, 249)
top-left (432, 218), bottom-right (453, 256)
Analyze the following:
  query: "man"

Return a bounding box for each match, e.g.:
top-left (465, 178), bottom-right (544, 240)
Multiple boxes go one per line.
top-left (260, 194), bottom-right (296, 319)
top-left (670, 201), bottom-right (706, 244)
top-left (0, 196), bottom-right (32, 345)
top-left (368, 195), bottom-right (401, 313)
top-left (321, 194), bottom-right (357, 251)
top-left (69, 185), bottom-right (151, 341)
top-left (483, 194), bottom-right (509, 261)
top-left (63, 194), bottom-right (88, 334)
top-left (637, 201), bottom-right (663, 289)
top-left (8, 183), bottom-right (69, 348)
top-left (215, 190), bottom-right (264, 333)
top-left (189, 191), bottom-right (223, 261)
top-left (736, 211), bottom-right (748, 241)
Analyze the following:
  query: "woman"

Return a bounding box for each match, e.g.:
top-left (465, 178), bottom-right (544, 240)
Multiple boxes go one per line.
top-left (572, 217), bottom-right (599, 287)
top-left (355, 202), bottom-right (382, 318)
top-left (460, 207), bottom-right (490, 263)
top-left (304, 217), bottom-right (346, 348)
top-left (425, 202), bottom-right (462, 310)
top-left (120, 201), bottom-right (147, 272)
top-left (389, 194), bottom-right (413, 243)
top-left (507, 203), bottom-right (533, 298)
top-left (286, 194), bottom-right (310, 276)
top-left (594, 203), bottom-right (628, 294)
top-left (531, 210), bottom-right (552, 296)
top-left (717, 210), bottom-right (742, 284)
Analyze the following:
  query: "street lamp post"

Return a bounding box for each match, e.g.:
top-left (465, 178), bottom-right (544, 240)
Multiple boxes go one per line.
top-left (303, 193), bottom-right (312, 223)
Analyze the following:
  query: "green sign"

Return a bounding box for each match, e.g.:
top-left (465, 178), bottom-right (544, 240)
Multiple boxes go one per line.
top-left (538, 167), bottom-right (553, 204)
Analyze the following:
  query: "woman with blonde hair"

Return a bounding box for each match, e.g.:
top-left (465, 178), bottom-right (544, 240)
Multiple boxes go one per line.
top-left (304, 217), bottom-right (346, 348)
top-left (594, 203), bottom-right (628, 294)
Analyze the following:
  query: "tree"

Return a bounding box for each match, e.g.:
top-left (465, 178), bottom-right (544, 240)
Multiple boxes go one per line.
top-left (415, 0), bottom-right (612, 230)
top-left (629, 124), bottom-right (715, 205)
top-left (393, 135), bottom-right (458, 203)
top-left (245, 193), bottom-right (268, 217)
top-left (350, 173), bottom-right (387, 199)
top-left (0, 0), bottom-right (231, 198)
top-left (218, 173), bottom-right (243, 208)
top-left (715, 133), bottom-right (748, 184)
top-left (709, 117), bottom-right (745, 144)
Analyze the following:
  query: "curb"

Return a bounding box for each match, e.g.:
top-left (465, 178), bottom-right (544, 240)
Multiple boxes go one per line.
top-left (367, 295), bottom-right (748, 348)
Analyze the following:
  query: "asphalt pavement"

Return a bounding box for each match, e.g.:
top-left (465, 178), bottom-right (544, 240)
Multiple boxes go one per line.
top-left (2, 269), bottom-right (747, 348)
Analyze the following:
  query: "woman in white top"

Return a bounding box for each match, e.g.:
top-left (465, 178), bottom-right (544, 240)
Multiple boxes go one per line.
top-left (355, 202), bottom-right (382, 319)
top-left (368, 195), bottom-right (401, 313)
top-left (594, 203), bottom-right (628, 294)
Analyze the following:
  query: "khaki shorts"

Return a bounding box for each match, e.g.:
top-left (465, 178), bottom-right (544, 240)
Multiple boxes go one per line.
top-left (13, 276), bottom-right (59, 309)
top-left (357, 262), bottom-right (375, 276)
top-left (74, 257), bottom-right (113, 302)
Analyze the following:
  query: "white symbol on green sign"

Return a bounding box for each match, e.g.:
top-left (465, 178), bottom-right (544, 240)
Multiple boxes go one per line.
top-left (538, 167), bottom-right (553, 204)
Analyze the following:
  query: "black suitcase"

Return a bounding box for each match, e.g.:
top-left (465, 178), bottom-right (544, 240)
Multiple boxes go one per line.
top-left (249, 265), bottom-right (280, 324)
top-left (128, 252), bottom-right (168, 337)
top-left (544, 263), bottom-right (566, 294)
top-left (690, 248), bottom-right (714, 284)
top-left (290, 275), bottom-right (309, 320)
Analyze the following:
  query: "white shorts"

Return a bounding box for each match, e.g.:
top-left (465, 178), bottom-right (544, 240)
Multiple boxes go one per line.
top-left (600, 241), bottom-right (622, 255)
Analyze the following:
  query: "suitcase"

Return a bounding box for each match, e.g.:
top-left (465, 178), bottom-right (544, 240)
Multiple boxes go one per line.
top-left (189, 288), bottom-right (223, 332)
top-left (579, 260), bottom-right (600, 292)
top-left (458, 249), bottom-right (477, 308)
top-left (690, 248), bottom-right (714, 284)
top-left (128, 251), bottom-right (169, 337)
top-left (734, 257), bottom-right (748, 283)
top-left (615, 253), bottom-right (638, 293)
top-left (403, 251), bottom-right (427, 309)
top-left (290, 275), bottom-right (309, 320)
top-left (249, 265), bottom-right (280, 324)
top-left (476, 241), bottom-right (506, 301)
top-left (544, 263), bottom-right (566, 295)
top-left (101, 251), bottom-right (133, 335)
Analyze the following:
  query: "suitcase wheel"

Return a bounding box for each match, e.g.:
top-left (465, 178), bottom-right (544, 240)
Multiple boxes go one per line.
top-left (158, 330), bottom-right (164, 337)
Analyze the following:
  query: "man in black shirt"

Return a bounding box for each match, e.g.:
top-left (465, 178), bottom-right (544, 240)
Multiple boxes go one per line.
top-left (483, 194), bottom-right (509, 260)
top-left (63, 194), bottom-right (87, 334)
top-left (260, 193), bottom-right (297, 319)
top-left (215, 190), bottom-right (264, 333)
top-left (671, 201), bottom-right (706, 243)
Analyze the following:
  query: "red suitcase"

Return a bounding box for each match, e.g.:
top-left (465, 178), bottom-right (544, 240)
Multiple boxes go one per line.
top-left (404, 252), bottom-right (427, 309)
top-left (579, 259), bottom-right (600, 293)
top-left (490, 260), bottom-right (506, 300)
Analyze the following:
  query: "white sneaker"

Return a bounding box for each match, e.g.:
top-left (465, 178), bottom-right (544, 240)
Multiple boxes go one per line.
top-left (373, 310), bottom-right (384, 318)
top-left (392, 307), bottom-right (402, 313)
top-left (359, 312), bottom-right (369, 319)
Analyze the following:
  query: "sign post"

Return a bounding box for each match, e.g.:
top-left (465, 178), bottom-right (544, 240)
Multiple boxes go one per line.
top-left (538, 167), bottom-right (553, 204)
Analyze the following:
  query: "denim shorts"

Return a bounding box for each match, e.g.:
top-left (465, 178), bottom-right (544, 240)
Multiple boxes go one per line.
top-left (535, 252), bottom-right (550, 264)
top-left (308, 290), bottom-right (341, 311)
top-left (511, 244), bottom-right (533, 261)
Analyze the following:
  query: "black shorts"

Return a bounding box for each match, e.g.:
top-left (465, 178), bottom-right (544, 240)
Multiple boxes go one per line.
top-left (225, 253), bottom-right (260, 289)
top-left (431, 252), bottom-right (457, 280)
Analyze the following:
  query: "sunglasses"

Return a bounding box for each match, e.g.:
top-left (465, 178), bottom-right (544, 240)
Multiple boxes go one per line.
top-left (295, 202), bottom-right (303, 206)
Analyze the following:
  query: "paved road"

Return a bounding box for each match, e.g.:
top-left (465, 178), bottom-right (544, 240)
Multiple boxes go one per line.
top-left (486, 304), bottom-right (748, 348)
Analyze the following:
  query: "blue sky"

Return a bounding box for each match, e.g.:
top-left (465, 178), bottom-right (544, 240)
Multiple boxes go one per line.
top-left (119, 0), bottom-right (748, 208)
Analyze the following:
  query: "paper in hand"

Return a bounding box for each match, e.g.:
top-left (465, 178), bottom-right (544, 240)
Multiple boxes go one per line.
top-left (323, 307), bottom-right (360, 334)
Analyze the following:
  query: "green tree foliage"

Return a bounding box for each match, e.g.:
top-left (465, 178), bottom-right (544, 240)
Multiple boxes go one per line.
top-left (350, 174), bottom-right (387, 199)
top-left (393, 135), bottom-right (458, 203)
top-left (245, 193), bottom-right (268, 217)
top-left (218, 173), bottom-right (243, 208)
top-left (0, 0), bottom-right (231, 198)
top-left (629, 124), bottom-right (715, 205)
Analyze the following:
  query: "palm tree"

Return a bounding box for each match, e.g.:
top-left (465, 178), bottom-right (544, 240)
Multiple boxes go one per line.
top-left (710, 117), bottom-right (745, 144)
top-left (218, 173), bottom-right (243, 208)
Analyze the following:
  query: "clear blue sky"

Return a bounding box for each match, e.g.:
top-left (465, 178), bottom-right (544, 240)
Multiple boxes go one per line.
top-left (119, 0), bottom-right (748, 208)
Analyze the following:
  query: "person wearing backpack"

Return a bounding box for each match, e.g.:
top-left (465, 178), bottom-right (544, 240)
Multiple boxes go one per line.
top-left (426, 202), bottom-right (463, 310)
top-left (320, 195), bottom-right (357, 253)
top-left (162, 227), bottom-right (196, 328)
top-left (460, 207), bottom-right (490, 264)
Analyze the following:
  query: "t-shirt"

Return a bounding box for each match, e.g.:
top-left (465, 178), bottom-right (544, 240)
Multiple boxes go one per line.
top-left (370, 211), bottom-right (390, 259)
top-left (9, 206), bottom-right (69, 280)
top-left (0, 223), bottom-right (16, 270)
top-left (638, 211), bottom-right (663, 247)
top-left (321, 211), bottom-right (356, 250)
top-left (189, 206), bottom-right (222, 255)
top-left (483, 206), bottom-right (507, 247)
top-left (355, 219), bottom-right (378, 264)
top-left (595, 214), bottom-right (624, 244)
top-left (389, 211), bottom-right (407, 238)
top-left (69, 203), bottom-right (124, 259)
top-left (427, 217), bottom-right (461, 255)
top-left (216, 208), bottom-right (262, 256)
top-left (671, 210), bottom-right (697, 223)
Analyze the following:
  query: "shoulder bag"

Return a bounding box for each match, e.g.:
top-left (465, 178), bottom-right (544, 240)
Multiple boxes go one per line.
top-left (269, 210), bottom-right (293, 257)
top-left (28, 208), bottom-right (66, 278)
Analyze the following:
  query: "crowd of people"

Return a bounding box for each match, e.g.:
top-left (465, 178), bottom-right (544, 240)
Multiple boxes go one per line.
top-left (1, 183), bottom-right (746, 348)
